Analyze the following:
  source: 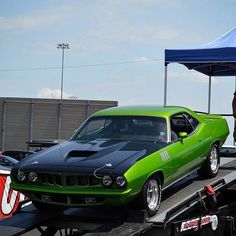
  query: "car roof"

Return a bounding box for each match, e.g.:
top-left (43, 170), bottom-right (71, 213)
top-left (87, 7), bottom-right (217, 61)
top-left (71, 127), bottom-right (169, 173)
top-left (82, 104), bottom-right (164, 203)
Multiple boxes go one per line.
top-left (92, 105), bottom-right (193, 118)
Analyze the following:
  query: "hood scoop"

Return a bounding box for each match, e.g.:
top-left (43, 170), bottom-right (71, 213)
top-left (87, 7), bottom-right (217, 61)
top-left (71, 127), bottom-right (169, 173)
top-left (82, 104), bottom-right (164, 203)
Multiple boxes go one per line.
top-left (67, 150), bottom-right (97, 158)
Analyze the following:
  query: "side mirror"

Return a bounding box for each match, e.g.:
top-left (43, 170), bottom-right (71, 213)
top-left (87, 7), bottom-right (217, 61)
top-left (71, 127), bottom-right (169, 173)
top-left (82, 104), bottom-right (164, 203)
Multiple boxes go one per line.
top-left (178, 132), bottom-right (188, 139)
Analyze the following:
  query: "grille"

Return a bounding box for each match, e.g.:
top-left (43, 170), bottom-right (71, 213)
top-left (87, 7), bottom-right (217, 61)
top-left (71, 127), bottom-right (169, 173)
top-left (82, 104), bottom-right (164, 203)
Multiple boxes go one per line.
top-left (37, 173), bottom-right (101, 187)
top-left (33, 193), bottom-right (104, 205)
top-left (35, 193), bottom-right (68, 204)
top-left (39, 173), bottom-right (63, 186)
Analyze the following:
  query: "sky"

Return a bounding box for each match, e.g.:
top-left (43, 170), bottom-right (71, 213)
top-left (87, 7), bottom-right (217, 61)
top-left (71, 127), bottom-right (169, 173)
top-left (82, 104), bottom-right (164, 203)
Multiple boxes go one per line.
top-left (0, 0), bottom-right (236, 144)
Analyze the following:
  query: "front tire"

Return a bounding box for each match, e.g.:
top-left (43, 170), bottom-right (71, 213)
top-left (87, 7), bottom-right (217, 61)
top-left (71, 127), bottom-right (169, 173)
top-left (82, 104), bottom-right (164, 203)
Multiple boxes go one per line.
top-left (141, 176), bottom-right (162, 216)
top-left (198, 144), bottom-right (220, 178)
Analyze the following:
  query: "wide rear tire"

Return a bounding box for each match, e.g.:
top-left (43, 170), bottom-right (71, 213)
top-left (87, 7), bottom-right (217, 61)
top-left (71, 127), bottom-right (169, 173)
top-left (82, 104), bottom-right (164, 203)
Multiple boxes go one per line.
top-left (198, 144), bottom-right (220, 179)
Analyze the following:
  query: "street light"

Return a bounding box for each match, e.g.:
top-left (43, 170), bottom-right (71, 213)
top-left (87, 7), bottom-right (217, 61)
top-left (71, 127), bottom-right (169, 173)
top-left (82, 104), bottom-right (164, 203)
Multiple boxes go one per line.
top-left (57, 43), bottom-right (70, 100)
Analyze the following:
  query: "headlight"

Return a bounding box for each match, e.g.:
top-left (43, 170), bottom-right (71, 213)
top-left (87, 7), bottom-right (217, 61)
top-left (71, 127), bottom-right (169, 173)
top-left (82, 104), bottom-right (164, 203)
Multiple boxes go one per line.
top-left (115, 176), bottom-right (127, 188)
top-left (17, 170), bottom-right (26, 182)
top-left (28, 172), bottom-right (38, 183)
top-left (102, 175), bottom-right (112, 187)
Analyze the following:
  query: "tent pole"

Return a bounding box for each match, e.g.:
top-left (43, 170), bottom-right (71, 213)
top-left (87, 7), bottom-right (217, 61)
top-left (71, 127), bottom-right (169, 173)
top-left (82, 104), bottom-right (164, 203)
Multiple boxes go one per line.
top-left (208, 75), bottom-right (212, 114)
top-left (164, 63), bottom-right (168, 106)
top-left (235, 76), bottom-right (236, 91)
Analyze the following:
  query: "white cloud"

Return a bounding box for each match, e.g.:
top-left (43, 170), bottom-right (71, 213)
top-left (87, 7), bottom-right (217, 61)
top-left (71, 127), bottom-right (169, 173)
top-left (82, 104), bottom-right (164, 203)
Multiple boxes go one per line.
top-left (168, 71), bottom-right (219, 84)
top-left (102, 0), bottom-right (184, 9)
top-left (37, 88), bottom-right (73, 99)
top-left (57, 1), bottom-right (183, 54)
top-left (0, 4), bottom-right (80, 30)
top-left (133, 56), bottom-right (162, 64)
top-left (0, 1), bottom-right (185, 55)
top-left (0, 15), bottom-right (60, 30)
top-left (193, 74), bottom-right (218, 84)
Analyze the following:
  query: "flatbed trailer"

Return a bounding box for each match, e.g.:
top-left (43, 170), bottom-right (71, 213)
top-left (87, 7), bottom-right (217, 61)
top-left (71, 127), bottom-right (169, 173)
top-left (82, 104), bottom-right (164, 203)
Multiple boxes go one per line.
top-left (0, 156), bottom-right (236, 236)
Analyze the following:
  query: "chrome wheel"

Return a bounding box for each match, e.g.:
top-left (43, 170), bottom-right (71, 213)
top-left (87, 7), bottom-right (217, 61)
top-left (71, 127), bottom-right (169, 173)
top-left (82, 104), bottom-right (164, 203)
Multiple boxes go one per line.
top-left (198, 144), bottom-right (219, 179)
top-left (210, 146), bottom-right (219, 173)
top-left (139, 176), bottom-right (162, 216)
top-left (146, 179), bottom-right (159, 211)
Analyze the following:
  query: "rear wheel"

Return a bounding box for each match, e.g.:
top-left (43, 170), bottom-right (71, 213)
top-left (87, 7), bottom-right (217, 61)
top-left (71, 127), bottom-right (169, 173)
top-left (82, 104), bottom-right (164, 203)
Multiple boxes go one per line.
top-left (140, 176), bottom-right (162, 216)
top-left (198, 144), bottom-right (220, 178)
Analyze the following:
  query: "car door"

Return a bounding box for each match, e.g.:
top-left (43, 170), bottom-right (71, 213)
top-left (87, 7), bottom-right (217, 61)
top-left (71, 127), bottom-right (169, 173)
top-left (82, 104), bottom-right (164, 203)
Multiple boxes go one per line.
top-left (167, 112), bottom-right (208, 180)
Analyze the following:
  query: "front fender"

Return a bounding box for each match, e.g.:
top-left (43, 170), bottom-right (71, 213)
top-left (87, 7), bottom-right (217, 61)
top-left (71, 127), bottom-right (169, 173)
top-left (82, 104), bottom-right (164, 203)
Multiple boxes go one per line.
top-left (124, 151), bottom-right (170, 193)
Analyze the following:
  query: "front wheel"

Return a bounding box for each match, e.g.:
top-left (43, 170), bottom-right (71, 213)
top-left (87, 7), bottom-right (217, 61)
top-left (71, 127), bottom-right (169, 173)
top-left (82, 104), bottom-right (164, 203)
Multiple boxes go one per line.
top-left (198, 144), bottom-right (220, 178)
top-left (141, 177), bottom-right (162, 216)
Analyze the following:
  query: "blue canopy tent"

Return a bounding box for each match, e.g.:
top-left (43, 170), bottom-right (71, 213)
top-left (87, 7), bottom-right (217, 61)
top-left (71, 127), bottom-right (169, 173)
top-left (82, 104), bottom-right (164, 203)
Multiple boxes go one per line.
top-left (164, 27), bottom-right (236, 113)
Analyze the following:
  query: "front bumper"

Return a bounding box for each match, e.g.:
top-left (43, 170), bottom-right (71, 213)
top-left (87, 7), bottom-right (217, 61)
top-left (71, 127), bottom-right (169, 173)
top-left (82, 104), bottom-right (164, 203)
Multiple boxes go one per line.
top-left (11, 183), bottom-right (139, 207)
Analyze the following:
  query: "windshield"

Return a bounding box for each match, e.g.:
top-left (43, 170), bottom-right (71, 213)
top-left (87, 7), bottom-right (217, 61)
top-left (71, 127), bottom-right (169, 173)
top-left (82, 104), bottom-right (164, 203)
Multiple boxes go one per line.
top-left (72, 116), bottom-right (167, 143)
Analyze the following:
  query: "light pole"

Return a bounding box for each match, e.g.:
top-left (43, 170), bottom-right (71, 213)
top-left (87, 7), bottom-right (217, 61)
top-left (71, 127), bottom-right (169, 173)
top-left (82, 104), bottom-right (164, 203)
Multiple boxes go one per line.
top-left (57, 43), bottom-right (70, 100)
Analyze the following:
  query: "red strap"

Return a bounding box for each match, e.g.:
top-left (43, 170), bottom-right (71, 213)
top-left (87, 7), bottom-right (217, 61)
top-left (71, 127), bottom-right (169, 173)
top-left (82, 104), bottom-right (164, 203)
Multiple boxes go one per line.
top-left (205, 184), bottom-right (215, 196)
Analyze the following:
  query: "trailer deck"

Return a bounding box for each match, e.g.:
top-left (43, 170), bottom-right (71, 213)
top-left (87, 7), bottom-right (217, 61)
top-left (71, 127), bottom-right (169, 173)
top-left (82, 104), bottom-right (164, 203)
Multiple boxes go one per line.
top-left (0, 156), bottom-right (235, 236)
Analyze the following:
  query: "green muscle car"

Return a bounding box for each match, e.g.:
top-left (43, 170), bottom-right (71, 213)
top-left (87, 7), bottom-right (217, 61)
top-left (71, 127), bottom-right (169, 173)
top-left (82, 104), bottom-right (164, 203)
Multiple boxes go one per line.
top-left (10, 106), bottom-right (229, 216)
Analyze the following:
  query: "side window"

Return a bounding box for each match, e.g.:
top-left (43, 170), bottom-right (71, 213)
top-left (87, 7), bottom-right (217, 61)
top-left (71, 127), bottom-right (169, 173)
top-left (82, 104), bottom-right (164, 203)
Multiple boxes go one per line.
top-left (184, 113), bottom-right (199, 130)
top-left (170, 113), bottom-right (195, 136)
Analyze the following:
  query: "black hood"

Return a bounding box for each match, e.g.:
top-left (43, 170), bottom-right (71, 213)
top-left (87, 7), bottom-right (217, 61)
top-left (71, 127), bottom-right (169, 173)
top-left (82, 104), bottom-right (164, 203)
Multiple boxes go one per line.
top-left (14, 139), bottom-right (166, 174)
